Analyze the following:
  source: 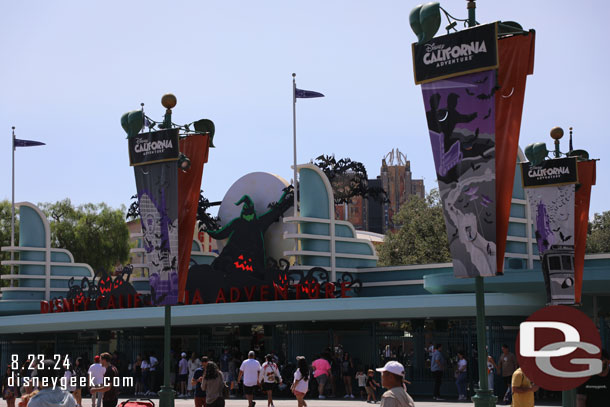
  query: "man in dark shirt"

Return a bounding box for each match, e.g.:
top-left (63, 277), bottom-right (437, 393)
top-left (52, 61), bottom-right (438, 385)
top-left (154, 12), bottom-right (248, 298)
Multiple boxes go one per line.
top-left (90, 353), bottom-right (119, 407)
top-left (191, 356), bottom-right (209, 407)
top-left (577, 350), bottom-right (610, 407)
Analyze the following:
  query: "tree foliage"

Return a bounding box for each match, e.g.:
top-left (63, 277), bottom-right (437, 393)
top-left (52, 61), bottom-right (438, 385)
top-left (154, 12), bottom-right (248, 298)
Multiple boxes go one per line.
top-left (377, 189), bottom-right (451, 266)
top-left (0, 200), bottom-right (19, 287)
top-left (313, 154), bottom-right (387, 204)
top-left (586, 211), bottom-right (610, 254)
top-left (39, 199), bottom-right (130, 272)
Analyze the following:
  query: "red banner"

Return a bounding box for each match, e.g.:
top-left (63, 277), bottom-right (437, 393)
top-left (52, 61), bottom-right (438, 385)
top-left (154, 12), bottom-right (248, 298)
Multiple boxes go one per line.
top-left (495, 32), bottom-right (536, 274)
top-left (574, 160), bottom-right (596, 303)
top-left (178, 134), bottom-right (210, 303)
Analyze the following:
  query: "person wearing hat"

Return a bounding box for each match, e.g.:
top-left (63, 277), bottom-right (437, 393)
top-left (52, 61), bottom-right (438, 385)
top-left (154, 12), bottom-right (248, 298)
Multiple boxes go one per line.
top-left (178, 352), bottom-right (189, 398)
top-left (375, 361), bottom-right (415, 407)
top-left (88, 356), bottom-right (105, 407)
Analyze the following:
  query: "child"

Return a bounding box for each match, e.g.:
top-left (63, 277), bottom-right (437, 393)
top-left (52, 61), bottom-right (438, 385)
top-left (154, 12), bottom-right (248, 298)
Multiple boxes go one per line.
top-left (365, 369), bottom-right (380, 403)
top-left (355, 370), bottom-right (367, 400)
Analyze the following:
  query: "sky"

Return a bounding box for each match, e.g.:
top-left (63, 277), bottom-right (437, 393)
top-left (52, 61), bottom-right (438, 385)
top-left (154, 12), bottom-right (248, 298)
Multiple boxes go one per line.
top-left (1, 0), bottom-right (609, 218)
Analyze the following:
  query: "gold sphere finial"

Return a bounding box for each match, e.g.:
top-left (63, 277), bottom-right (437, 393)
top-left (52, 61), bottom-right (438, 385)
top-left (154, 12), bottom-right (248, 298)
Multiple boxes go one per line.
top-left (161, 93), bottom-right (177, 110)
top-left (550, 126), bottom-right (564, 140)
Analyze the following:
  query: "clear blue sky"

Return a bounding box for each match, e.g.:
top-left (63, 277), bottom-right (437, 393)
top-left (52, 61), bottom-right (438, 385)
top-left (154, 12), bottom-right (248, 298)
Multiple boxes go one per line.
top-left (1, 1), bottom-right (608, 218)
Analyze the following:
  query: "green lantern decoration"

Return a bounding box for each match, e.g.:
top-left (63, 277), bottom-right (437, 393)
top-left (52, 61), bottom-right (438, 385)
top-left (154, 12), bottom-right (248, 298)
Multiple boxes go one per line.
top-left (120, 110), bottom-right (144, 139)
top-left (193, 119), bottom-right (216, 147)
top-left (409, 2), bottom-right (441, 44)
top-left (524, 142), bottom-right (549, 166)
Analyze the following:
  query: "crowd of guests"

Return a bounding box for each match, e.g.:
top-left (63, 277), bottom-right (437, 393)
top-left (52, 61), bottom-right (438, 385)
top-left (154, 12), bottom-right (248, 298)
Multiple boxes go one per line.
top-left (1, 347), bottom-right (417, 407)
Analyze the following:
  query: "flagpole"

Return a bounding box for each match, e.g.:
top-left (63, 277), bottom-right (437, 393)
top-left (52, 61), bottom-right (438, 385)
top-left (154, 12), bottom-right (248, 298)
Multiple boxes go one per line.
top-left (10, 127), bottom-right (15, 286)
top-left (292, 73), bottom-right (298, 218)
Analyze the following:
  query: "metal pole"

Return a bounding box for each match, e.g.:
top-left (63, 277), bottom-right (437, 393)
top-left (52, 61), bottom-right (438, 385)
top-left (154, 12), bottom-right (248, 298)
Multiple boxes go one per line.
top-left (472, 276), bottom-right (496, 407)
top-left (158, 304), bottom-right (175, 407)
top-left (292, 73), bottom-right (298, 218)
top-left (465, 2), bottom-right (495, 406)
top-left (10, 127), bottom-right (15, 287)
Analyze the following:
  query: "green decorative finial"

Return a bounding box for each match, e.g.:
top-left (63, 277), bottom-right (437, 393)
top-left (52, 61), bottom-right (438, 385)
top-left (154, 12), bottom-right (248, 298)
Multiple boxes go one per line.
top-left (524, 142), bottom-right (549, 166)
top-left (120, 110), bottom-right (144, 139)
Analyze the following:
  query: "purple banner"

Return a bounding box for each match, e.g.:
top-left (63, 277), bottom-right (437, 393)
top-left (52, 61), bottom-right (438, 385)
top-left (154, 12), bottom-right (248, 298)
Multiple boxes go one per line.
top-left (422, 70), bottom-right (497, 277)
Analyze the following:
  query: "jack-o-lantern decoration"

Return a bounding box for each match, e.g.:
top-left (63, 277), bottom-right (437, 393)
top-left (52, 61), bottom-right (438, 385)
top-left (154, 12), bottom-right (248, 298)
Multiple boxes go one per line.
top-left (234, 255), bottom-right (254, 272)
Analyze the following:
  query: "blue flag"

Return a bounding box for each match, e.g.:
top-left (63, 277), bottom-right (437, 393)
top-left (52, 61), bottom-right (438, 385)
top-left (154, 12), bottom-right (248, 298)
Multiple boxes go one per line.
top-left (14, 138), bottom-right (45, 148)
top-left (295, 88), bottom-right (324, 98)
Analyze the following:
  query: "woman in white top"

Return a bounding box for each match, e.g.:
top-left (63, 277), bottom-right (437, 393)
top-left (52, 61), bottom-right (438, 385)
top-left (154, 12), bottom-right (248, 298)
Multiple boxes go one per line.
top-left (187, 352), bottom-right (202, 396)
top-left (455, 351), bottom-right (468, 401)
top-left (292, 356), bottom-right (309, 407)
top-left (259, 354), bottom-right (282, 407)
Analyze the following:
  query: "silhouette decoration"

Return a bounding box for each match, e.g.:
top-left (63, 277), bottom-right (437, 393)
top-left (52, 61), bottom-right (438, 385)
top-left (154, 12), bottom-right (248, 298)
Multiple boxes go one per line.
top-left (186, 186), bottom-right (362, 303)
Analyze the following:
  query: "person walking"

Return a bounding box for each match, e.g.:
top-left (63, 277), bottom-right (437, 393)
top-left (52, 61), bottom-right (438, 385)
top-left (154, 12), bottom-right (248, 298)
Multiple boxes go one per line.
top-left (341, 352), bottom-right (355, 399)
top-left (487, 353), bottom-right (498, 394)
top-left (133, 355), bottom-right (144, 397)
top-left (201, 362), bottom-right (225, 407)
top-left (498, 344), bottom-right (518, 405)
top-left (237, 351), bottom-right (261, 407)
top-left (511, 367), bottom-right (538, 407)
top-left (259, 354), bottom-right (281, 407)
top-left (188, 352), bottom-right (202, 397)
top-left (355, 370), bottom-right (367, 400)
top-left (365, 369), bottom-right (380, 403)
top-left (140, 355), bottom-right (151, 396)
top-left (88, 356), bottom-right (105, 407)
top-left (311, 354), bottom-right (331, 399)
top-left (28, 360), bottom-right (77, 407)
top-left (192, 356), bottom-right (209, 407)
top-left (375, 361), bottom-right (414, 407)
top-left (149, 352), bottom-right (159, 394)
top-left (178, 352), bottom-right (189, 398)
top-left (2, 366), bottom-right (19, 407)
top-left (219, 350), bottom-right (230, 385)
top-left (455, 351), bottom-right (467, 401)
top-left (89, 353), bottom-right (119, 407)
top-left (430, 343), bottom-right (445, 401)
top-left (291, 356), bottom-right (309, 407)
top-left (577, 349), bottom-right (610, 407)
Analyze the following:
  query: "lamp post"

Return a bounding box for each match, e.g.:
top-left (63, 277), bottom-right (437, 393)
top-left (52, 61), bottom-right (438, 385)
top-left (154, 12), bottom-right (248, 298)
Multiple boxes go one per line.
top-left (465, 2), bottom-right (495, 406)
top-left (157, 94), bottom-right (177, 407)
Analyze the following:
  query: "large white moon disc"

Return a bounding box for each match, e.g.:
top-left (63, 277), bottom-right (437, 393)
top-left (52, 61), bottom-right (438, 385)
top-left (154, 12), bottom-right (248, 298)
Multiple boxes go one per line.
top-left (217, 172), bottom-right (296, 262)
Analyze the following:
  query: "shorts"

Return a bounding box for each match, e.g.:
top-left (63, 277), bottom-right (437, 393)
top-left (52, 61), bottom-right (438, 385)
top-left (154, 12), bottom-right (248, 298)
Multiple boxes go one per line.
top-left (222, 371), bottom-right (230, 383)
top-left (243, 385), bottom-right (256, 395)
top-left (365, 386), bottom-right (375, 397)
top-left (359, 386), bottom-right (366, 393)
top-left (293, 390), bottom-right (306, 397)
top-left (194, 396), bottom-right (206, 407)
top-left (262, 382), bottom-right (275, 391)
top-left (178, 374), bottom-right (188, 383)
top-left (315, 374), bottom-right (328, 386)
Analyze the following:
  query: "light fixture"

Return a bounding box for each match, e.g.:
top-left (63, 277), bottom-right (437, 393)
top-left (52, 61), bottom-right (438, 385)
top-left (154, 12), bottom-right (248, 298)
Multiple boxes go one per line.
top-left (178, 153), bottom-right (191, 172)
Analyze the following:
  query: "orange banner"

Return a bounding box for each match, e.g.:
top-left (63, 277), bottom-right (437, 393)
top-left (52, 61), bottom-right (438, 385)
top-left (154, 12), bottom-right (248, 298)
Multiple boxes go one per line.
top-left (495, 32), bottom-right (536, 274)
top-left (178, 134), bottom-right (210, 303)
top-left (574, 160), bottom-right (596, 303)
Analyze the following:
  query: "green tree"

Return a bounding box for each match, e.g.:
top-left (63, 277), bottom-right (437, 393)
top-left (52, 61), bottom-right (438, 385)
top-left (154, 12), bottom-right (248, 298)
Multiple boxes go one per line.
top-left (39, 199), bottom-right (130, 272)
top-left (586, 211), bottom-right (610, 253)
top-left (377, 189), bottom-right (451, 266)
top-left (0, 200), bottom-right (19, 287)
